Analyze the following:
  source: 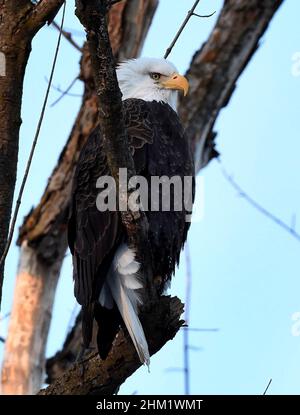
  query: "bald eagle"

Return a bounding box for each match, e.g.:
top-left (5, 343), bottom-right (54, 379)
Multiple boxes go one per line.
top-left (68, 57), bottom-right (195, 366)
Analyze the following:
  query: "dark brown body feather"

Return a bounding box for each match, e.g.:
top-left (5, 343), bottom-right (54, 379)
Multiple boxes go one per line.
top-left (68, 99), bottom-right (195, 357)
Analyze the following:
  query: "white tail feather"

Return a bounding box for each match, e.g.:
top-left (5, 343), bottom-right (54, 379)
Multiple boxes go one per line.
top-left (103, 243), bottom-right (150, 366)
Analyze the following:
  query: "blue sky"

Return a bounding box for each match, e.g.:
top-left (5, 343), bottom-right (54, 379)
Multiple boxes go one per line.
top-left (1, 0), bottom-right (300, 395)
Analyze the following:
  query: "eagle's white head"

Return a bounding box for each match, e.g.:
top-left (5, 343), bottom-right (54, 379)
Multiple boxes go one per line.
top-left (116, 57), bottom-right (189, 111)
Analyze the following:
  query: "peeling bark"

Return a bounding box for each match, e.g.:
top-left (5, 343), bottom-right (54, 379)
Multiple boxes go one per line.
top-left (1, 243), bottom-right (64, 395)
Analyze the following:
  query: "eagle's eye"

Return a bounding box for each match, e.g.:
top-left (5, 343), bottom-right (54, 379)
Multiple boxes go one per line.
top-left (150, 72), bottom-right (161, 81)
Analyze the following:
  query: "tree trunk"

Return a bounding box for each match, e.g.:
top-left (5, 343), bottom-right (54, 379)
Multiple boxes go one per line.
top-left (0, 2), bottom-right (32, 303)
top-left (0, 243), bottom-right (64, 395)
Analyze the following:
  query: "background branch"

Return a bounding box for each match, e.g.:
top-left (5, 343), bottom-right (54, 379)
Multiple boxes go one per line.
top-left (164, 0), bottom-right (215, 59)
top-left (183, 243), bottom-right (192, 395)
top-left (219, 160), bottom-right (300, 243)
top-left (263, 378), bottom-right (272, 395)
top-left (50, 76), bottom-right (80, 107)
top-left (52, 20), bottom-right (83, 52)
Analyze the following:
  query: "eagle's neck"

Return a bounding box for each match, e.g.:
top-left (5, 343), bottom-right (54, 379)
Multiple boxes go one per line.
top-left (119, 84), bottom-right (178, 112)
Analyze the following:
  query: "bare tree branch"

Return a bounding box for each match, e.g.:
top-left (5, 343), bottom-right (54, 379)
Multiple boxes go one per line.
top-left (164, 0), bottom-right (216, 60)
top-left (39, 297), bottom-right (184, 395)
top-left (52, 20), bottom-right (83, 52)
top-left (219, 160), bottom-right (300, 243)
top-left (263, 378), bottom-right (272, 395)
top-left (183, 243), bottom-right (192, 395)
top-left (50, 76), bottom-right (80, 107)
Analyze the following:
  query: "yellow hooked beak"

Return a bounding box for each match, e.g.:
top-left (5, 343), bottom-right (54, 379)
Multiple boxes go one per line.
top-left (161, 73), bottom-right (189, 96)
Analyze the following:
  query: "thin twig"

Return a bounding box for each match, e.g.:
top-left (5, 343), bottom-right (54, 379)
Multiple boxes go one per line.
top-left (263, 378), bottom-right (272, 395)
top-left (183, 242), bottom-right (192, 395)
top-left (164, 0), bottom-right (215, 59)
top-left (50, 76), bottom-right (80, 106)
top-left (219, 159), bottom-right (300, 243)
top-left (52, 20), bottom-right (82, 52)
top-left (0, 2), bottom-right (66, 269)
top-left (193, 12), bottom-right (216, 19)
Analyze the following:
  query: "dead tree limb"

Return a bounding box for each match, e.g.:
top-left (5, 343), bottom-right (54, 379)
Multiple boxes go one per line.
top-left (39, 296), bottom-right (184, 395)
top-left (43, 0), bottom-right (284, 393)
top-left (1, 0), bottom-right (158, 395)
